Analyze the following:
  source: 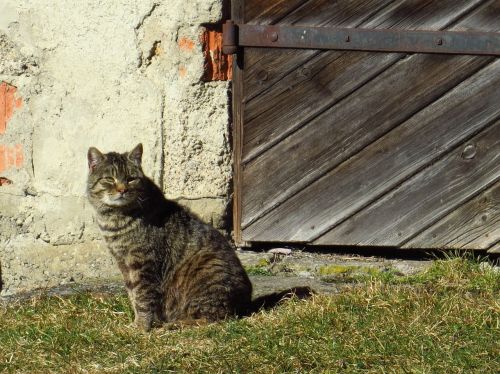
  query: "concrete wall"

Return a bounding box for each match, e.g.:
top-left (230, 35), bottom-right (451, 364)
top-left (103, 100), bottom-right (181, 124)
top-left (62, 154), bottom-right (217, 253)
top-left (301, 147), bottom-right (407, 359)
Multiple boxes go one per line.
top-left (0, 0), bottom-right (232, 296)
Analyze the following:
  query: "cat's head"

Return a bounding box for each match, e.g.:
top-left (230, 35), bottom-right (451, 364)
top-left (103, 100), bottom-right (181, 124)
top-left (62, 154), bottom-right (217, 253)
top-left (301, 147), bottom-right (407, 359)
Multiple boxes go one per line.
top-left (86, 144), bottom-right (145, 210)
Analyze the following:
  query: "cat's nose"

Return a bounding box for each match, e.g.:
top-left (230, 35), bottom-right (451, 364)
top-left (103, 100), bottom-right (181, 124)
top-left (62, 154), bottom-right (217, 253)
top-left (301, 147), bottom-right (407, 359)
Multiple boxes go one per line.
top-left (116, 184), bottom-right (128, 195)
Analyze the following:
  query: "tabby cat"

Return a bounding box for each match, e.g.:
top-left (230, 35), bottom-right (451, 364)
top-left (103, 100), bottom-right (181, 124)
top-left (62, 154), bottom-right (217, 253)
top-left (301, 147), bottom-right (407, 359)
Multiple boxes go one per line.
top-left (87, 144), bottom-right (311, 331)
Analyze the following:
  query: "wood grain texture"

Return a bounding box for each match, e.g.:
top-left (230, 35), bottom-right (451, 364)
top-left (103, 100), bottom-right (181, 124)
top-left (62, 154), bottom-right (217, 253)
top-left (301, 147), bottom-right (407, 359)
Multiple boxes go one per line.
top-left (243, 0), bottom-right (487, 98)
top-left (487, 241), bottom-right (500, 254)
top-left (244, 0), bottom-right (308, 25)
top-left (243, 0), bottom-right (399, 102)
top-left (236, 0), bottom-right (499, 248)
top-left (242, 53), bottom-right (493, 228)
top-left (315, 121), bottom-right (500, 246)
top-left (403, 182), bottom-right (500, 250)
top-left (231, 0), bottom-right (245, 246)
top-left (242, 60), bottom-right (500, 242)
top-left (242, 0), bottom-right (486, 163)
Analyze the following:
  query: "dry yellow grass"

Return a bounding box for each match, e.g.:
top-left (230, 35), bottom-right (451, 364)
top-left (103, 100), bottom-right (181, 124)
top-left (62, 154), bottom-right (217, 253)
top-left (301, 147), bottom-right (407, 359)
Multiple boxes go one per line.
top-left (1, 256), bottom-right (499, 373)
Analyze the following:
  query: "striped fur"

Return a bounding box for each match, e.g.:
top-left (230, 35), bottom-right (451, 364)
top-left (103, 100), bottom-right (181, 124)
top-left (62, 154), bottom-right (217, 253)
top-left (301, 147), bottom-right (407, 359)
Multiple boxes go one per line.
top-left (87, 144), bottom-right (312, 331)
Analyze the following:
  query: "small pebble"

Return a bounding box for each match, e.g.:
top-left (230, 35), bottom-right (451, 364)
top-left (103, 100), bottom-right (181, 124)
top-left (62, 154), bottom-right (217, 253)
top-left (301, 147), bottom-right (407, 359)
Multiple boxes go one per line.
top-left (268, 248), bottom-right (292, 255)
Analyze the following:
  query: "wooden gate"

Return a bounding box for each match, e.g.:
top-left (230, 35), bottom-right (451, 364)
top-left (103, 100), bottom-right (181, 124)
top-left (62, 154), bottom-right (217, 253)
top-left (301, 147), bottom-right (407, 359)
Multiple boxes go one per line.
top-left (227, 0), bottom-right (500, 252)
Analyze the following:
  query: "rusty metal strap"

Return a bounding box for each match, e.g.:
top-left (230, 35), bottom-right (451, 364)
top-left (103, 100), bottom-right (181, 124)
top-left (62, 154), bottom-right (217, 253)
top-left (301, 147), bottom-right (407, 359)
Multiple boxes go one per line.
top-left (222, 21), bottom-right (500, 56)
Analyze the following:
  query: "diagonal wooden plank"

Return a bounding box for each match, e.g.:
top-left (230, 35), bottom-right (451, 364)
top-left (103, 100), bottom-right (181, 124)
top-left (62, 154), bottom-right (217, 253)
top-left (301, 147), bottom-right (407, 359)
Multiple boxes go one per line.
top-left (244, 0), bottom-right (400, 101)
top-left (314, 122), bottom-right (500, 246)
top-left (361, 0), bottom-right (489, 29)
top-left (244, 0), bottom-right (309, 25)
top-left (242, 53), bottom-right (493, 228)
top-left (242, 60), bottom-right (500, 242)
top-left (244, 50), bottom-right (398, 130)
top-left (242, 0), bottom-right (488, 162)
top-left (241, 0), bottom-right (499, 228)
top-left (403, 182), bottom-right (500, 250)
top-left (487, 241), bottom-right (500, 253)
top-left (243, 0), bottom-right (488, 82)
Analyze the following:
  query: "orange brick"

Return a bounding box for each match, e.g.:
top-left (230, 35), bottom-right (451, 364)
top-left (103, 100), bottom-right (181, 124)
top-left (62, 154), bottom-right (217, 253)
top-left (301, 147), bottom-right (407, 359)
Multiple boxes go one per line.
top-left (178, 38), bottom-right (195, 51)
top-left (6, 145), bottom-right (15, 167)
top-left (201, 28), bottom-right (233, 81)
top-left (0, 82), bottom-right (23, 135)
top-left (0, 143), bottom-right (24, 173)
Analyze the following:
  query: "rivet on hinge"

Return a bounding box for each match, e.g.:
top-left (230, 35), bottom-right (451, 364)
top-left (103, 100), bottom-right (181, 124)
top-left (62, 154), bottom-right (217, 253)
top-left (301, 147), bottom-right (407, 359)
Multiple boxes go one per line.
top-left (270, 32), bottom-right (279, 42)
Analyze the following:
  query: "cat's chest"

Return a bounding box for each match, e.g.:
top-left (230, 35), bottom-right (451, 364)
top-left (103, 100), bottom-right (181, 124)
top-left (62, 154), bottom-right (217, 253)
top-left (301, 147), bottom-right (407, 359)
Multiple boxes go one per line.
top-left (97, 215), bottom-right (162, 255)
top-left (98, 215), bottom-right (142, 244)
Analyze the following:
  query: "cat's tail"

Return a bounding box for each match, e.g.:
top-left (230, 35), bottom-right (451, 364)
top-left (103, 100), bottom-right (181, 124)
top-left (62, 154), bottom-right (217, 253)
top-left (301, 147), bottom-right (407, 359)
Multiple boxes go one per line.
top-left (245, 286), bottom-right (315, 315)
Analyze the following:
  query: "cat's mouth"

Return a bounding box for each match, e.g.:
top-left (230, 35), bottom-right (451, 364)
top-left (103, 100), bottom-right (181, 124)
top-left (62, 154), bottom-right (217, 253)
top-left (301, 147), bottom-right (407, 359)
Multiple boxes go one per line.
top-left (103, 193), bottom-right (134, 207)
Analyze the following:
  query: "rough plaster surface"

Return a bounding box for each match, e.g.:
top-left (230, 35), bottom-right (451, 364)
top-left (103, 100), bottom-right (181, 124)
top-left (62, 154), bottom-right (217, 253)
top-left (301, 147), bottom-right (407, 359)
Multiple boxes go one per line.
top-left (0, 0), bottom-right (230, 295)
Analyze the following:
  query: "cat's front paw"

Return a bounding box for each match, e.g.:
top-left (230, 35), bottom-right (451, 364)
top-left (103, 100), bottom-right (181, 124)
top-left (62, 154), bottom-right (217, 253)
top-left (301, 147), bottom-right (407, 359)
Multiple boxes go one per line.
top-left (134, 313), bottom-right (154, 332)
top-left (134, 312), bottom-right (162, 331)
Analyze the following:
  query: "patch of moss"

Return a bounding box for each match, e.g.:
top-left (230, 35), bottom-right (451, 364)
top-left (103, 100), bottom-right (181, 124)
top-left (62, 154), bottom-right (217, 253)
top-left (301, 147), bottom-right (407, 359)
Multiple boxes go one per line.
top-left (245, 258), bottom-right (273, 276)
top-left (257, 258), bottom-right (270, 267)
top-left (318, 265), bottom-right (402, 283)
top-left (318, 265), bottom-right (358, 276)
top-left (245, 266), bottom-right (273, 276)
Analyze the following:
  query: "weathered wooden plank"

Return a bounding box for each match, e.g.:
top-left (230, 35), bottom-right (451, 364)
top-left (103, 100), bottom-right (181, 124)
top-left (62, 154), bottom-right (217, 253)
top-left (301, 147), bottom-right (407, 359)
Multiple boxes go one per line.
top-left (232, 0), bottom-right (245, 246)
top-left (242, 52), bottom-right (494, 228)
top-left (243, 0), bottom-right (486, 84)
top-left (242, 60), bottom-right (500, 242)
top-left (315, 121), bottom-right (500, 246)
top-left (240, 0), bottom-right (498, 231)
top-left (242, 0), bottom-right (487, 162)
top-left (244, 50), bottom-right (399, 136)
top-left (244, 0), bottom-right (308, 25)
top-left (403, 182), bottom-right (500, 250)
top-left (487, 241), bottom-right (500, 254)
top-left (361, 0), bottom-right (488, 29)
top-left (244, 0), bottom-right (400, 101)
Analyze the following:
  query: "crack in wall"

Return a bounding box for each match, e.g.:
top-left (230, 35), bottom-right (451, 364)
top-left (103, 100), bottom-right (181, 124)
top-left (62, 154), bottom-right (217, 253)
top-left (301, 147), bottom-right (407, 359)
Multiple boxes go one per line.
top-left (135, 2), bottom-right (159, 31)
top-left (174, 196), bottom-right (226, 201)
top-left (159, 93), bottom-right (166, 191)
top-left (135, 2), bottom-right (160, 69)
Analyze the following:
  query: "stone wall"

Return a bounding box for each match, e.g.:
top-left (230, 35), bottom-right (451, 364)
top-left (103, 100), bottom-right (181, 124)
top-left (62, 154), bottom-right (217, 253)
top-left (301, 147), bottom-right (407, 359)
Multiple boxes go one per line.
top-left (0, 0), bottom-right (232, 296)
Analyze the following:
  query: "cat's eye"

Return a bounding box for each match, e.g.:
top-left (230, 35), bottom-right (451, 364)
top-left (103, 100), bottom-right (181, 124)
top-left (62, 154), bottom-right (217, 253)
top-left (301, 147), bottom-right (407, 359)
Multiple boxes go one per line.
top-left (127, 177), bottom-right (140, 184)
top-left (100, 177), bottom-right (115, 183)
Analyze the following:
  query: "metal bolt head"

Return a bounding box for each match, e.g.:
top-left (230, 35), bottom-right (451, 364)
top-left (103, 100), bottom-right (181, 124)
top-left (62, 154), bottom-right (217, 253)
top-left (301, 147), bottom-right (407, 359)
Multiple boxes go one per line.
top-left (257, 70), bottom-right (269, 81)
top-left (300, 67), bottom-right (311, 77)
top-left (270, 32), bottom-right (279, 42)
top-left (461, 144), bottom-right (477, 160)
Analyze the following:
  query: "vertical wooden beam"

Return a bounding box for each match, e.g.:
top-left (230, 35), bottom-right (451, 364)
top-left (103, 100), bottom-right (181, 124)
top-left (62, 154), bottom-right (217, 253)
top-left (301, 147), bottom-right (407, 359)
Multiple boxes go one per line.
top-left (231, 0), bottom-right (246, 246)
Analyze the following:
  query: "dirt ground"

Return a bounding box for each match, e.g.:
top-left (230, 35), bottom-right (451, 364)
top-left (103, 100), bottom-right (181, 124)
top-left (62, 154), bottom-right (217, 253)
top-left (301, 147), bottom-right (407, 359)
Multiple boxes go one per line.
top-left (238, 248), bottom-right (435, 296)
top-left (1, 248), bottom-right (442, 302)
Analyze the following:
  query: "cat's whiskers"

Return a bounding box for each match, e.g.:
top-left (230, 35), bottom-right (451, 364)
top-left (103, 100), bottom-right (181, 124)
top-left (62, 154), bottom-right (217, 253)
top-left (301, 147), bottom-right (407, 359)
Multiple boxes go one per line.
top-left (136, 196), bottom-right (147, 209)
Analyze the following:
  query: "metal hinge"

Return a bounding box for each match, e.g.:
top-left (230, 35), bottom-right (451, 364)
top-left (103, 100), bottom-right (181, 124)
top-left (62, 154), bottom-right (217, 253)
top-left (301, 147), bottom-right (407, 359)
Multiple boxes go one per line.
top-left (222, 20), bottom-right (500, 56)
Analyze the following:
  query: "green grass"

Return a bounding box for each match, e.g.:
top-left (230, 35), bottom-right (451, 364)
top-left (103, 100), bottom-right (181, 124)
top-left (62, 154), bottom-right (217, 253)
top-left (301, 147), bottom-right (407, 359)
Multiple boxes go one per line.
top-left (245, 258), bottom-right (273, 276)
top-left (1, 257), bottom-right (499, 373)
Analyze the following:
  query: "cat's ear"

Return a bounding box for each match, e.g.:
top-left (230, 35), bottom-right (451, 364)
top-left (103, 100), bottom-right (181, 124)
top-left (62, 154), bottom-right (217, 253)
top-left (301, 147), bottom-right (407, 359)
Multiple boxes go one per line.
top-left (87, 147), bottom-right (104, 172)
top-left (128, 143), bottom-right (143, 165)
